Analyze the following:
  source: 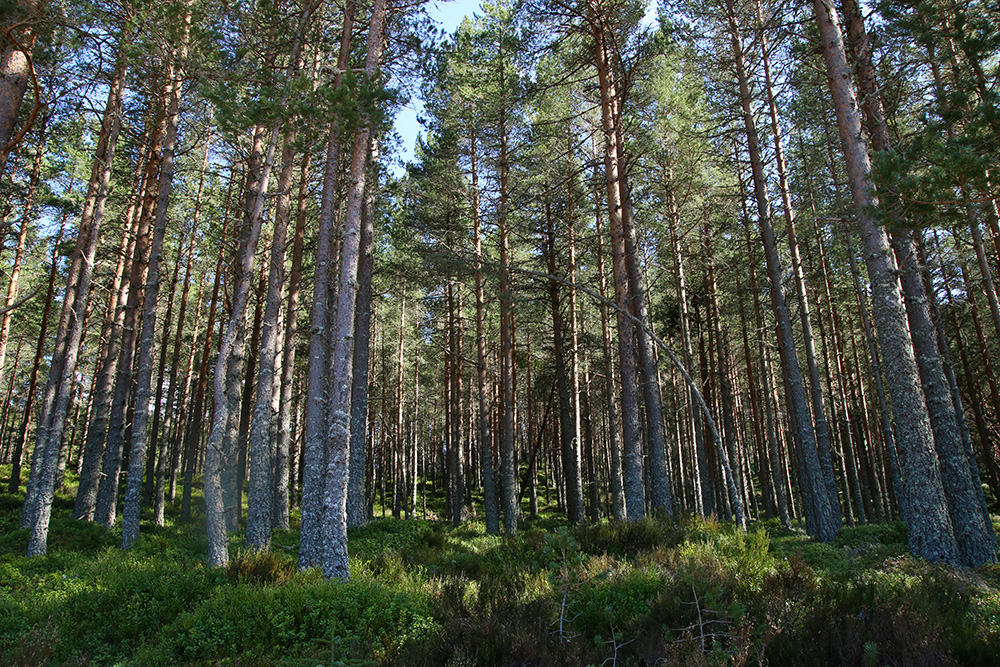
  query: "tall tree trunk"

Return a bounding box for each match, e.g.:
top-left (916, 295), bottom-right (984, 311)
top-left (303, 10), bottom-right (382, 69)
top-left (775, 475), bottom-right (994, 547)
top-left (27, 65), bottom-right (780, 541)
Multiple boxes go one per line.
top-left (756, 4), bottom-right (839, 513)
top-left (24, 41), bottom-right (127, 555)
top-left (616, 144), bottom-right (674, 517)
top-left (274, 149), bottom-right (312, 531)
top-left (204, 114), bottom-right (281, 565)
top-left (154, 136), bottom-right (210, 525)
top-left (666, 181), bottom-right (711, 518)
top-left (471, 129), bottom-right (500, 534)
top-left (497, 45), bottom-right (518, 537)
top-left (589, 11), bottom-right (644, 519)
top-left (544, 189), bottom-right (583, 524)
top-left (320, 0), bottom-right (388, 580)
top-left (122, 13), bottom-right (192, 547)
top-left (726, 0), bottom-right (839, 541)
top-left (246, 121), bottom-right (299, 550)
top-left (813, 0), bottom-right (957, 563)
top-left (181, 194), bottom-right (229, 522)
top-left (346, 185), bottom-right (375, 528)
top-left (593, 171), bottom-right (625, 521)
top-left (300, 0), bottom-right (355, 568)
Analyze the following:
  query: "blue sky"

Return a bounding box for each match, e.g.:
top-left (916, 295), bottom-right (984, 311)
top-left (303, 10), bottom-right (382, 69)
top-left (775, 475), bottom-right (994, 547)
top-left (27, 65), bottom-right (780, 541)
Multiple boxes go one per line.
top-left (392, 0), bottom-right (658, 168)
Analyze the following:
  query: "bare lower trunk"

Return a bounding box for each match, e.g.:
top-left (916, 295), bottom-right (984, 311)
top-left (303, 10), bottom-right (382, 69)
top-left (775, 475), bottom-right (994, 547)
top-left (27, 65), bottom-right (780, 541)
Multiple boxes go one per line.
top-left (122, 19), bottom-right (191, 547)
top-left (24, 45), bottom-right (127, 555)
top-left (300, 1), bottom-right (355, 568)
top-left (320, 0), bottom-right (387, 582)
top-left (346, 186), bottom-right (375, 528)
top-left (813, 0), bottom-right (956, 563)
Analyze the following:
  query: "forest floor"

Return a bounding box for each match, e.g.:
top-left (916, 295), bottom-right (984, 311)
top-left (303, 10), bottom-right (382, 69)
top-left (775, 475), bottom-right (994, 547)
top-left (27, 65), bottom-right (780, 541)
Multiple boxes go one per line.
top-left (2, 467), bottom-right (1000, 666)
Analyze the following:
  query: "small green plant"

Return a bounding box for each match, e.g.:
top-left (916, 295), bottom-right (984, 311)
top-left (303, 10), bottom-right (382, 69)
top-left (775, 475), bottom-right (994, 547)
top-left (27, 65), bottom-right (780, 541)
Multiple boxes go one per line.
top-left (283, 619), bottom-right (376, 667)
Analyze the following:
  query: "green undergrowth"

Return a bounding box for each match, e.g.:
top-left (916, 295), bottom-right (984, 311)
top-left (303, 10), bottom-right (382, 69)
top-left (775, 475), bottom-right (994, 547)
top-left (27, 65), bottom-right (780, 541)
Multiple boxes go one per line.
top-left (2, 482), bottom-right (999, 666)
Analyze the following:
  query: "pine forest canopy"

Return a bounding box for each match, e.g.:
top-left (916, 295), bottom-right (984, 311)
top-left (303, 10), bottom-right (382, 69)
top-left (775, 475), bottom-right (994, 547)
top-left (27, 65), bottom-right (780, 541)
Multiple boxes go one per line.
top-left (1, 0), bottom-right (999, 580)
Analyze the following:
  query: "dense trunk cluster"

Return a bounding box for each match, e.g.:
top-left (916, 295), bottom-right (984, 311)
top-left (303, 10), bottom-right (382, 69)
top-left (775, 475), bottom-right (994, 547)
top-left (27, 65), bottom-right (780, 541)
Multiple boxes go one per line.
top-left (2, 0), bottom-right (999, 576)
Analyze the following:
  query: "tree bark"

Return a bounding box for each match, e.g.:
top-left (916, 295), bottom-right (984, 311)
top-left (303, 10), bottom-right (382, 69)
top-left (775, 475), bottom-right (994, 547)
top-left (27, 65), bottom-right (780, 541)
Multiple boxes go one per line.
top-left (346, 183), bottom-right (375, 528)
top-left (122, 14), bottom-right (192, 547)
top-left (320, 0), bottom-right (387, 580)
top-left (24, 41), bottom-right (127, 554)
top-left (813, 0), bottom-right (957, 563)
top-left (300, 0), bottom-right (355, 568)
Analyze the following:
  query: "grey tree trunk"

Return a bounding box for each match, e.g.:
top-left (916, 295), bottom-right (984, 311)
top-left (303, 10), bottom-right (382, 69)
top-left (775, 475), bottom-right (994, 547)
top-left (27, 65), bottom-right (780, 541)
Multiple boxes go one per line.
top-left (246, 126), bottom-right (298, 550)
top-left (346, 184), bottom-right (375, 528)
top-left (497, 65), bottom-right (518, 536)
top-left (274, 150), bottom-right (312, 531)
top-left (893, 233), bottom-right (997, 566)
top-left (320, 0), bottom-right (387, 581)
top-left (813, 0), bottom-right (957, 563)
top-left (24, 45), bottom-right (127, 555)
top-left (756, 8), bottom-right (839, 513)
top-left (122, 17), bottom-right (191, 548)
top-left (617, 151), bottom-right (674, 517)
top-left (154, 138), bottom-right (209, 526)
top-left (300, 0), bottom-right (355, 569)
top-left (726, 0), bottom-right (839, 541)
top-left (205, 121), bottom-right (280, 566)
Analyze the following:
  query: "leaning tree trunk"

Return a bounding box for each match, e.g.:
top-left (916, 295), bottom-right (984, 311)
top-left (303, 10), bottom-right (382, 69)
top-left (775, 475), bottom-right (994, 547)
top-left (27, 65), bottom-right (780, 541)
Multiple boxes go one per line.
top-left (813, 0), bottom-right (957, 563)
top-left (24, 41), bottom-right (127, 555)
top-left (726, 0), bottom-right (839, 541)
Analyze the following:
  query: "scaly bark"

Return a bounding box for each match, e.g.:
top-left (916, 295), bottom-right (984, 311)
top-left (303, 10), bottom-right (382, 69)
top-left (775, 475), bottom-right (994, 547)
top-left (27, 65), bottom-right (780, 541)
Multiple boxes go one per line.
top-left (813, 0), bottom-right (957, 563)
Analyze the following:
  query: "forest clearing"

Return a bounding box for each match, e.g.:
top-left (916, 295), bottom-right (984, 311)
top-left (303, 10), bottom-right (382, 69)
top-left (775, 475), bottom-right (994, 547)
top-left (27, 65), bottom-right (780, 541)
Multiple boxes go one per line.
top-left (2, 0), bottom-right (1000, 663)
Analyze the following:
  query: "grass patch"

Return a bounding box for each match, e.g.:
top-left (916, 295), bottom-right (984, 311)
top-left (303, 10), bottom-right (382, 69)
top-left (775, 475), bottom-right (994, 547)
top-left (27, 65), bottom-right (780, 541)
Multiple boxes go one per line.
top-left (1, 480), bottom-right (998, 665)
